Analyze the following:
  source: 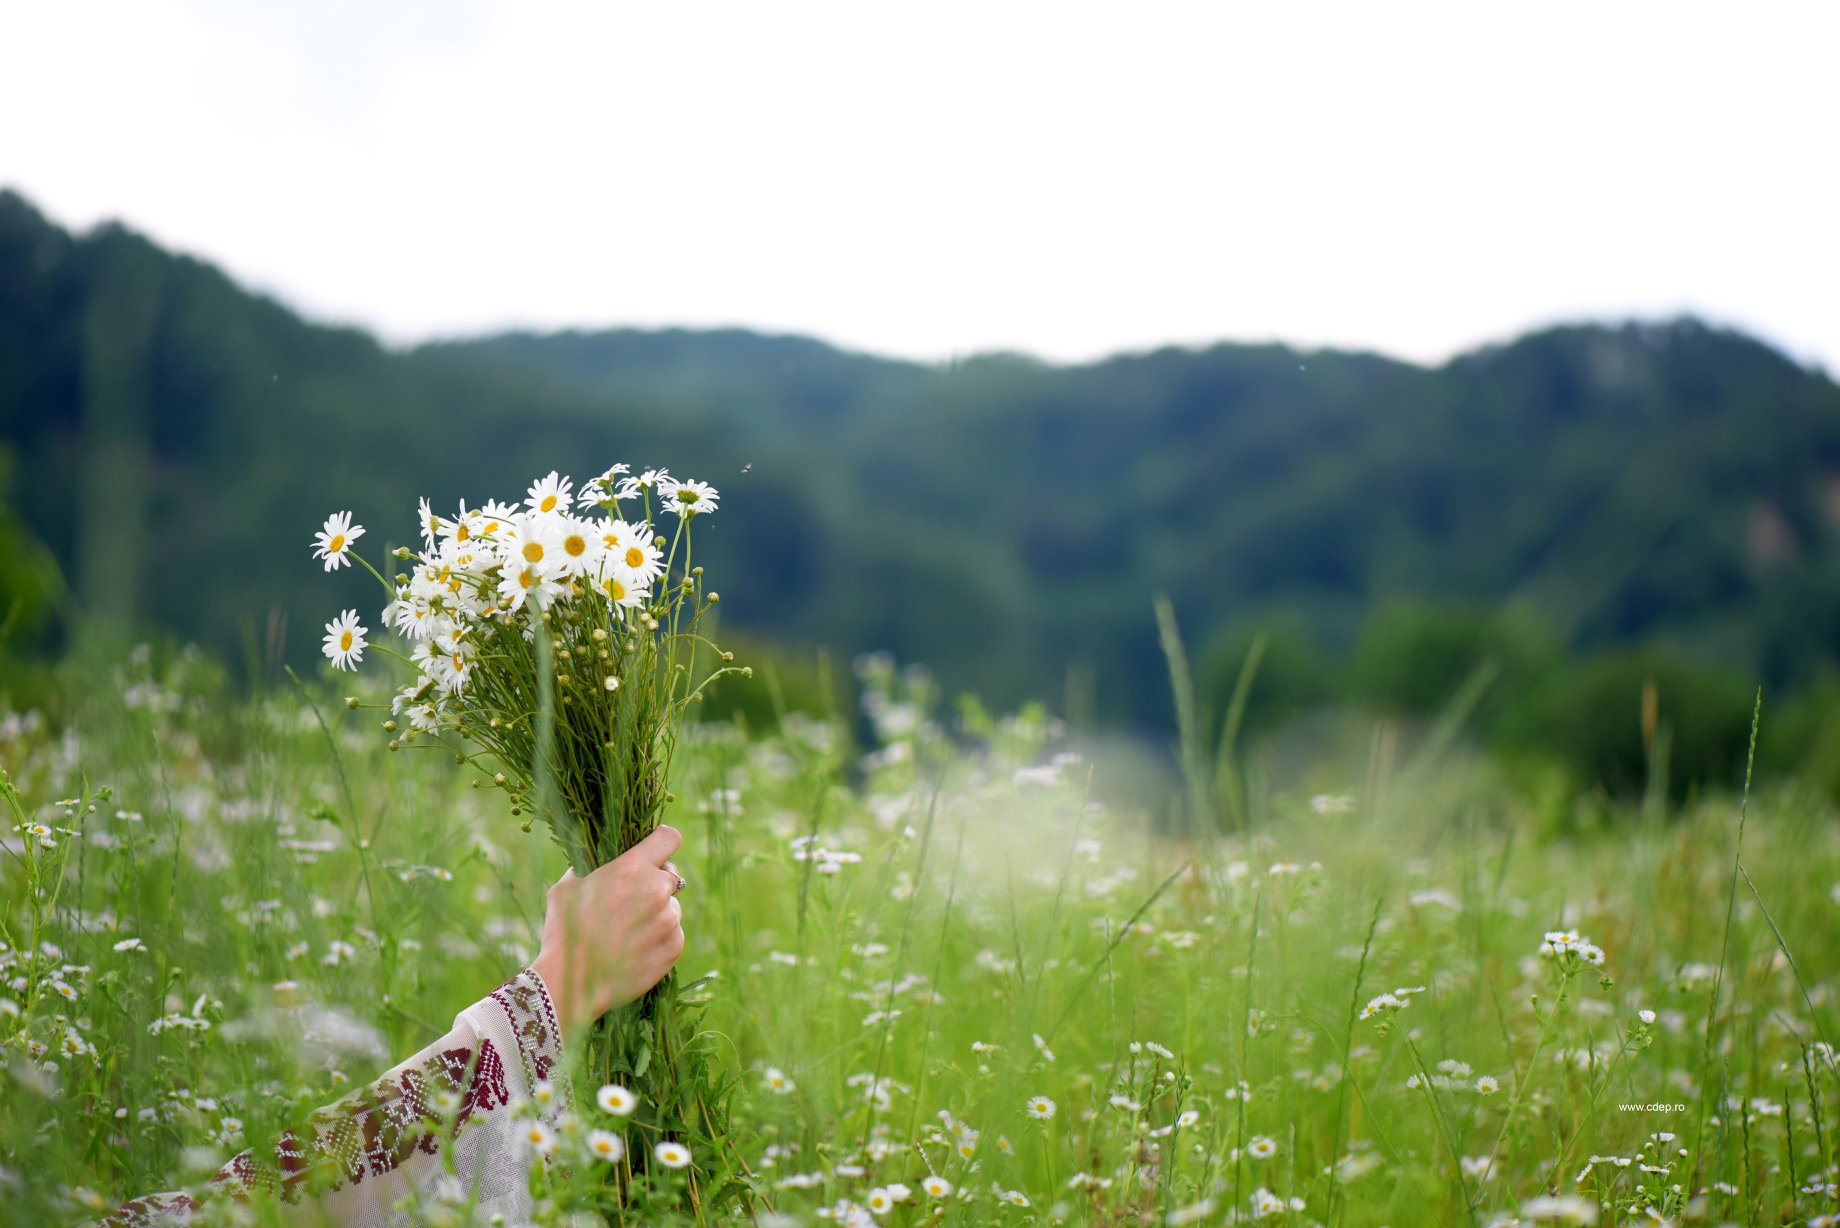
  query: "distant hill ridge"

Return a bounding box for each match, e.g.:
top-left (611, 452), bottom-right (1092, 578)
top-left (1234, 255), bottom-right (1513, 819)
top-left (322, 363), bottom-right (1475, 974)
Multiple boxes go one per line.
top-left (5, 186), bottom-right (1839, 739)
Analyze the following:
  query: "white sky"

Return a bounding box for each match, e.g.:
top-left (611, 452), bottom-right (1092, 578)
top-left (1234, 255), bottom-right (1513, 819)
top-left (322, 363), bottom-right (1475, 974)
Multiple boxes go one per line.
top-left (3, 0), bottom-right (1836, 371)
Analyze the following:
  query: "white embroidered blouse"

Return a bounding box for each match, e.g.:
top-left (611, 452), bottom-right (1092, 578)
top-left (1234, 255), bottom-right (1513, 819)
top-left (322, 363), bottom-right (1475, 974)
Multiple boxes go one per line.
top-left (104, 968), bottom-right (568, 1227)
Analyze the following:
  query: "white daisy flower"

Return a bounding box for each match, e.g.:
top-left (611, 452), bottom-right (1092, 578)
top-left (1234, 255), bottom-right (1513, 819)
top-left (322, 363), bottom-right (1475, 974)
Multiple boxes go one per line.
top-left (764, 1067), bottom-right (796, 1094)
top-left (498, 563), bottom-right (561, 613)
top-left (596, 1084), bottom-right (637, 1116)
top-left (321, 610), bottom-right (368, 671)
top-left (601, 521), bottom-right (665, 586)
top-left (1025, 1095), bottom-right (1056, 1120)
top-left (417, 496), bottom-right (442, 550)
top-left (523, 1121), bottom-right (556, 1155)
top-left (578, 463), bottom-right (632, 507)
top-left (525, 471), bottom-right (574, 515)
top-left (113, 938), bottom-right (145, 953)
top-left (1638, 1009), bottom-right (1656, 1024)
top-left (660, 477), bottom-right (718, 518)
top-left (552, 515), bottom-right (604, 579)
top-left (1248, 1136), bottom-right (1277, 1159)
top-left (867, 1187), bottom-right (893, 1215)
top-left (311, 511), bottom-right (364, 571)
top-left (504, 512), bottom-right (565, 576)
top-left (474, 498), bottom-right (518, 541)
top-left (587, 1129), bottom-right (625, 1162)
top-left (1476, 1075), bottom-right (1500, 1095)
top-left (593, 567), bottom-right (648, 610)
top-left (653, 1140), bottom-right (691, 1169)
top-left (923, 1175), bottom-right (952, 1198)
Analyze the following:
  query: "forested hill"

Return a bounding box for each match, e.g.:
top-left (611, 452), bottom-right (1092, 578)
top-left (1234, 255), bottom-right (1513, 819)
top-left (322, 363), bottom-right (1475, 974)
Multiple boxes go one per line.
top-left (5, 187), bottom-right (1840, 753)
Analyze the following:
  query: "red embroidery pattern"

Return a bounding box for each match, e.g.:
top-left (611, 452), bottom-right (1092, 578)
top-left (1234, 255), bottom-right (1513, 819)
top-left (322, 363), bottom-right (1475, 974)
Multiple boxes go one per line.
top-left (102, 969), bottom-right (562, 1227)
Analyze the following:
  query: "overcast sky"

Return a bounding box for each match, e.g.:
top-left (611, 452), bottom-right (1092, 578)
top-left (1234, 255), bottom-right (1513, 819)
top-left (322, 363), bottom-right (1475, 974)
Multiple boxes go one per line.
top-left (4, 0), bottom-right (1836, 371)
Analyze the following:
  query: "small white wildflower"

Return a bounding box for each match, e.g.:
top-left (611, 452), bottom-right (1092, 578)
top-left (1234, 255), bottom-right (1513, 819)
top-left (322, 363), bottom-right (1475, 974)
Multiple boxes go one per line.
top-left (596, 1084), bottom-right (637, 1116)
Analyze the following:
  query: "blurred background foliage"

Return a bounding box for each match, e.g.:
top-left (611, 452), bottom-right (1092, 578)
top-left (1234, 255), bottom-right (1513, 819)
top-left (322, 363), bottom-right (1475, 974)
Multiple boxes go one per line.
top-left (4, 188), bottom-right (1840, 803)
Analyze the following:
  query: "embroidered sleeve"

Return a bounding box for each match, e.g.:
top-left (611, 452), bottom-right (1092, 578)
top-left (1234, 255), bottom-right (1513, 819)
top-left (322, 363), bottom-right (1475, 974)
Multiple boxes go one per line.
top-left (103, 968), bottom-right (567, 1228)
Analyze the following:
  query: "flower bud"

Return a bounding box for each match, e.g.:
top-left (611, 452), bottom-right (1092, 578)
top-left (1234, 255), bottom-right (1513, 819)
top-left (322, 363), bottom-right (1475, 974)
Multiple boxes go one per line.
top-left (494, 773), bottom-right (507, 785)
top-left (394, 547), bottom-right (412, 559)
top-left (707, 592), bottom-right (720, 604)
top-left (383, 720), bottom-right (398, 732)
top-left (344, 696), bottom-right (359, 709)
top-left (721, 651), bottom-right (734, 662)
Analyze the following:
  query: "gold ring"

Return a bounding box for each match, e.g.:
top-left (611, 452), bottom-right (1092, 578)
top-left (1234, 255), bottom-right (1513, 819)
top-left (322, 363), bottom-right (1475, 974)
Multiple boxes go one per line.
top-left (673, 873), bottom-right (687, 894)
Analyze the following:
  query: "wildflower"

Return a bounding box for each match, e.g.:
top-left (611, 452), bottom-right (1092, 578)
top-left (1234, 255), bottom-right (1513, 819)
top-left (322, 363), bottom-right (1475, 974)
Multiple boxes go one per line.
top-left (661, 477), bottom-right (718, 517)
top-left (525, 471), bottom-right (574, 515)
top-left (1539, 930), bottom-right (1606, 967)
top-left (923, 1175), bottom-right (952, 1198)
top-left (1248, 1136), bottom-right (1277, 1159)
top-left (1026, 1095), bottom-right (1056, 1120)
top-left (867, 1187), bottom-right (894, 1215)
top-left (764, 1067), bottom-right (796, 1094)
top-left (1177, 1108), bottom-right (1200, 1127)
top-left (1638, 1008), bottom-right (1656, 1024)
top-left (1031, 1032), bottom-right (1056, 1062)
top-left (578, 464), bottom-right (631, 506)
top-left (1519, 1194), bottom-right (1599, 1223)
top-left (1359, 992), bottom-right (1407, 1020)
top-left (587, 1130), bottom-right (625, 1162)
top-left (113, 938), bottom-right (145, 953)
top-left (552, 515), bottom-right (604, 579)
top-left (1476, 1075), bottom-right (1500, 1095)
top-left (596, 1084), bottom-right (637, 1116)
top-left (523, 1121), bottom-right (556, 1155)
top-left (1168, 1198), bottom-right (1217, 1225)
top-left (602, 519), bottom-right (665, 582)
top-left (498, 563), bottom-right (561, 612)
top-left (653, 1140), bottom-right (692, 1169)
top-left (321, 610), bottom-right (369, 671)
top-left (311, 511), bottom-right (364, 571)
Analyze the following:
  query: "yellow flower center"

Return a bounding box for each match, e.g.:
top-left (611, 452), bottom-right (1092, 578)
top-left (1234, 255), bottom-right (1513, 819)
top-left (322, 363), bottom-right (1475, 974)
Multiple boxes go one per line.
top-left (540, 494), bottom-right (558, 512)
top-left (456, 522), bottom-right (470, 541)
top-left (523, 541), bottom-right (545, 563)
top-left (329, 534), bottom-right (345, 553)
top-left (678, 489), bottom-right (699, 504)
top-left (625, 546), bottom-right (644, 568)
top-left (603, 577), bottom-right (626, 600)
top-left (519, 569), bottom-right (539, 590)
top-left (564, 534), bottom-right (587, 558)
top-left (339, 631), bottom-right (353, 651)
top-left (451, 653), bottom-right (465, 671)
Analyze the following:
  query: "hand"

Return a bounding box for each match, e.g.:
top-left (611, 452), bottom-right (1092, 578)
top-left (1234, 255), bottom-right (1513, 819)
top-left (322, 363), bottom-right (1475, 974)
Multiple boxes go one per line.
top-left (530, 825), bottom-right (686, 1040)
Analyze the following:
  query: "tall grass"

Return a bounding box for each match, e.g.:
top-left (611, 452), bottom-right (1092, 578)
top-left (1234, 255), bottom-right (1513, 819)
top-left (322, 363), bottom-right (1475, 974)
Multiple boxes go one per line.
top-left (0, 644), bottom-right (1836, 1225)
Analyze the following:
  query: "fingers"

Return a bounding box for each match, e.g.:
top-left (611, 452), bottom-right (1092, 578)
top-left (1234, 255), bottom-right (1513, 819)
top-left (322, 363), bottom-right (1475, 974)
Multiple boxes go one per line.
top-left (630, 824), bottom-right (683, 867)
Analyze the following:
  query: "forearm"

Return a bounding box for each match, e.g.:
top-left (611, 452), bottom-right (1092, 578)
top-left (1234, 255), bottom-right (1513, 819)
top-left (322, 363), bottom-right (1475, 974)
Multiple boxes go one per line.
top-left (103, 968), bottom-right (567, 1227)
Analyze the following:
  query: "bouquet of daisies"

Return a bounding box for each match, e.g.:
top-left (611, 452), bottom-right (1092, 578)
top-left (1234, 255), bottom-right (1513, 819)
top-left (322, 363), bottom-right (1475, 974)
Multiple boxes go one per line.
top-left (310, 463), bottom-right (746, 1203)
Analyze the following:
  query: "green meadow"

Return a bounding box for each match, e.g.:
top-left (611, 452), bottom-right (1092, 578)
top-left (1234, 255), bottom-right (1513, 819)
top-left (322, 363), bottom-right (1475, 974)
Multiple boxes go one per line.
top-left (3, 643), bottom-right (1836, 1227)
